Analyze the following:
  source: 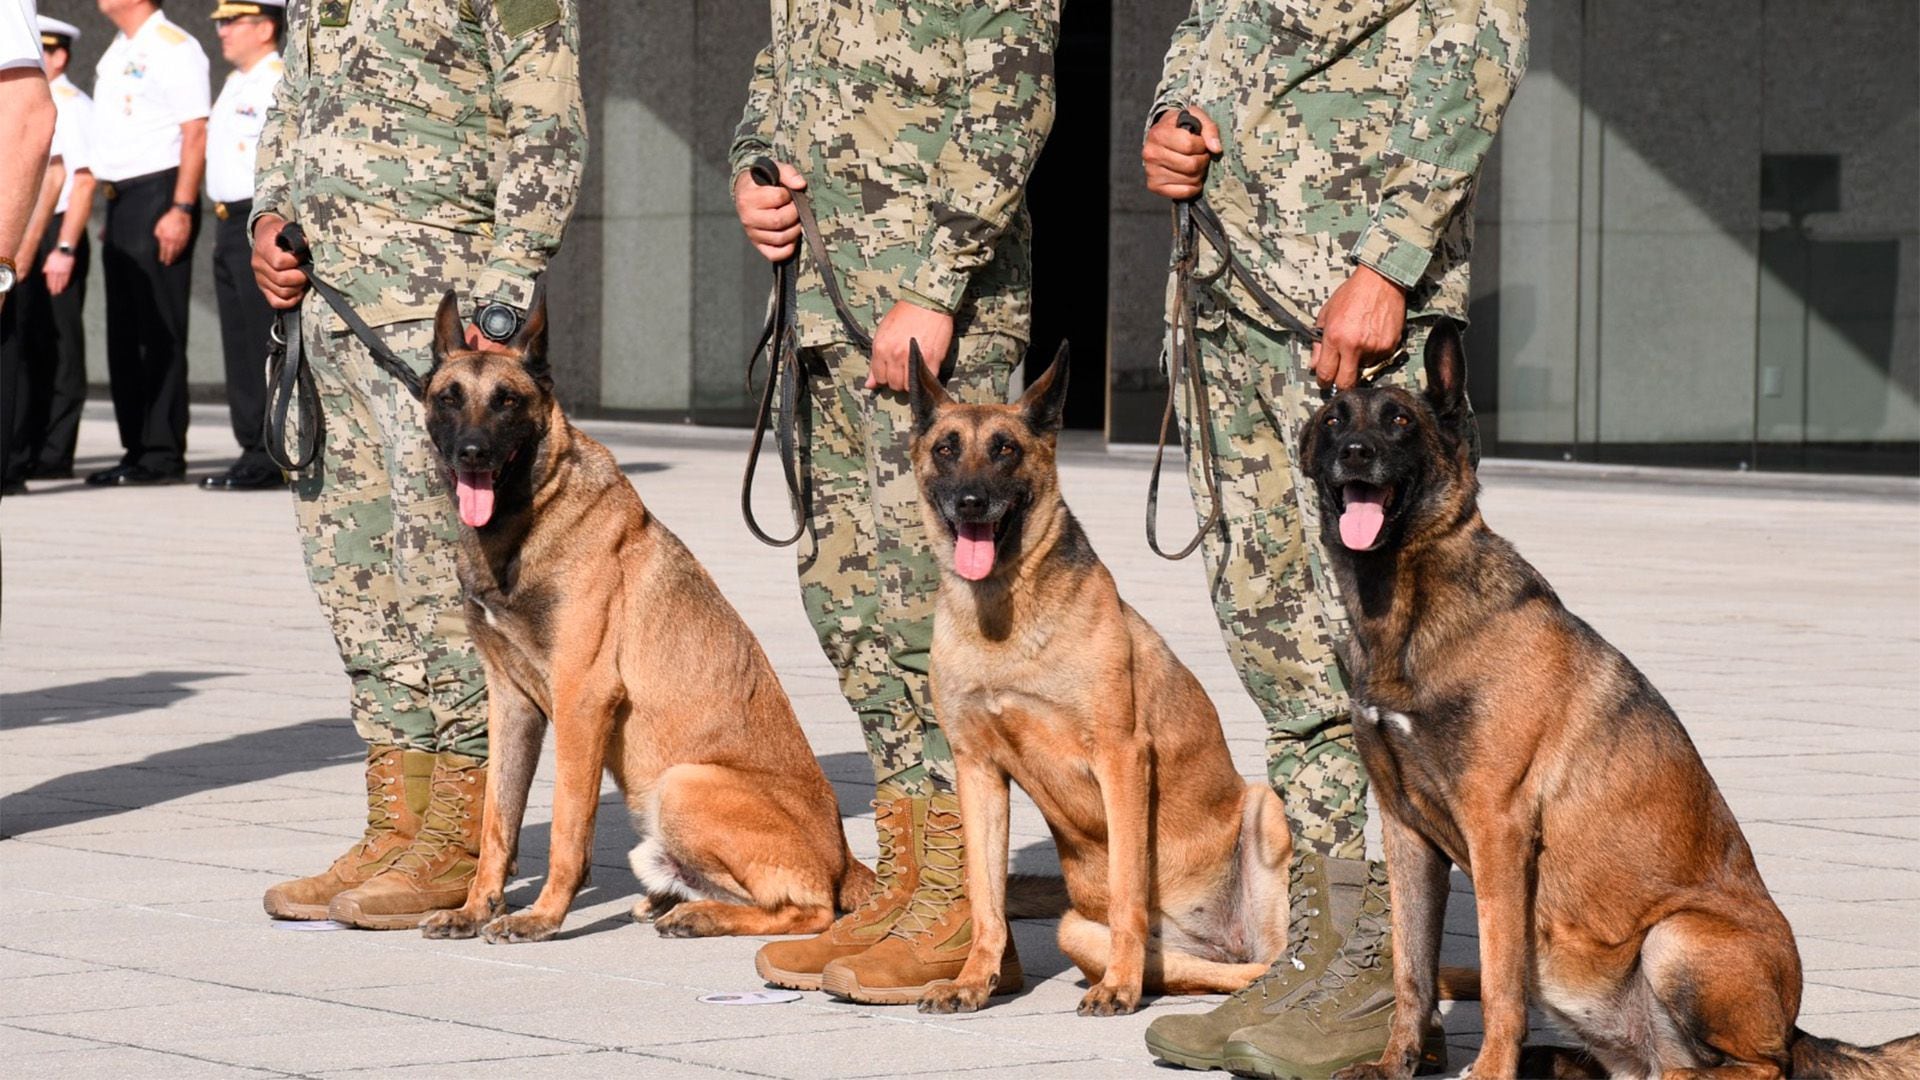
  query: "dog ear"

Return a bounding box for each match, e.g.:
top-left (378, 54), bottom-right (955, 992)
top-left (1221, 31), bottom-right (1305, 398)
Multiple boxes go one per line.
top-left (510, 280), bottom-right (551, 390)
top-left (1018, 341), bottom-right (1071, 436)
top-left (429, 290), bottom-right (464, 373)
top-left (1422, 319), bottom-right (1468, 430)
top-left (908, 339), bottom-right (951, 438)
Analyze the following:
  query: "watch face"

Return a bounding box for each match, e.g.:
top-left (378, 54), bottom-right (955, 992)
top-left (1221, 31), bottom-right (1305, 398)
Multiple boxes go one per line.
top-left (0, 264), bottom-right (15, 293)
top-left (478, 304), bottom-right (520, 342)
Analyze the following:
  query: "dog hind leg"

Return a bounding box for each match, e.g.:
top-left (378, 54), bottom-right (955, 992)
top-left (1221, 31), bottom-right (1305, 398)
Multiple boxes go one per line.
top-left (1641, 911), bottom-right (1797, 1080)
top-left (1059, 910), bottom-right (1269, 996)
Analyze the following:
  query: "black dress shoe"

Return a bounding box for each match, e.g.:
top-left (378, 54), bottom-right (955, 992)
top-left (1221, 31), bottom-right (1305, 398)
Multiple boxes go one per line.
top-left (110, 464), bottom-right (188, 486)
top-left (201, 463), bottom-right (286, 490)
top-left (85, 463), bottom-right (135, 486)
top-left (1, 479), bottom-right (26, 497)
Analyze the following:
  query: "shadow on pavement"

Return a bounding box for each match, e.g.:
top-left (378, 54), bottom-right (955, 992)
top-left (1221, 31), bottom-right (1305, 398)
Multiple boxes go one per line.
top-left (1, 670), bottom-right (227, 729)
top-left (1, 716), bottom-right (360, 838)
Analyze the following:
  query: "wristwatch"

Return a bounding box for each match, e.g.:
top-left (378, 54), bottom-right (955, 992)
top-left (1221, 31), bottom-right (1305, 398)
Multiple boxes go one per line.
top-left (170, 201), bottom-right (197, 215)
top-left (0, 256), bottom-right (16, 295)
top-left (55, 242), bottom-right (75, 256)
top-left (474, 301), bottom-right (525, 343)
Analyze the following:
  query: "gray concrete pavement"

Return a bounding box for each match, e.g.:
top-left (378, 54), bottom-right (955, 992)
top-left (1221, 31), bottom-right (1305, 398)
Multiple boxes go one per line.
top-left (3, 403), bottom-right (1917, 1078)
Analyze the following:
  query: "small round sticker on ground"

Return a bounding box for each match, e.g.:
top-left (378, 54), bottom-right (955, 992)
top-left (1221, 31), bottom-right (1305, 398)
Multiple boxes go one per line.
top-left (697, 991), bottom-right (804, 1006)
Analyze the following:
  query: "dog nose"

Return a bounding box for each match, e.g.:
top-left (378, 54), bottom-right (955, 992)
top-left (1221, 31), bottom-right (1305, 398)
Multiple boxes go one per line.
top-left (957, 492), bottom-right (985, 514)
top-left (1340, 440), bottom-right (1374, 467)
top-left (457, 443), bottom-right (488, 467)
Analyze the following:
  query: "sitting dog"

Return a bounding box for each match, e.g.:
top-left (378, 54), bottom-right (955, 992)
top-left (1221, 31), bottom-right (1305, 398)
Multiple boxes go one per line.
top-left (1303, 323), bottom-right (1920, 1079)
top-left (906, 346), bottom-right (1294, 1017)
top-left (417, 288), bottom-right (873, 943)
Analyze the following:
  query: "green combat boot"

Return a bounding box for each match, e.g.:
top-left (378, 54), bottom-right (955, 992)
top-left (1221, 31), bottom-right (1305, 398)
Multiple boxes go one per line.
top-left (1220, 861), bottom-right (1447, 1080)
top-left (1144, 853), bottom-right (1368, 1070)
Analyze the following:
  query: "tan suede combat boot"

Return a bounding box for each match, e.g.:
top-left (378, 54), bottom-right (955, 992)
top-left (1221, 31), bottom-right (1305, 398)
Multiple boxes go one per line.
top-left (329, 750), bottom-right (486, 930)
top-left (755, 782), bottom-right (921, 990)
top-left (263, 746), bottom-right (432, 920)
top-left (818, 791), bottom-right (1022, 1005)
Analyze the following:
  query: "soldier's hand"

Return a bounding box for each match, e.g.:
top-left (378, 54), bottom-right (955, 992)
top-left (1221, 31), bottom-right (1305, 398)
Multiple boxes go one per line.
top-left (154, 208), bottom-right (193, 266)
top-left (868, 300), bottom-right (952, 393)
top-left (733, 162), bottom-right (805, 263)
top-left (1313, 264), bottom-right (1407, 391)
top-left (42, 249), bottom-right (74, 295)
top-left (251, 214), bottom-right (309, 310)
top-left (1143, 106), bottom-right (1222, 200)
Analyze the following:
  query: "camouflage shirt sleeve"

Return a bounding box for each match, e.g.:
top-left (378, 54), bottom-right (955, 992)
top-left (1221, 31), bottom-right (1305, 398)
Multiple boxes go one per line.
top-left (248, 1), bottom-right (302, 234)
top-left (895, 0), bottom-right (1059, 315)
top-left (1147, 0), bottom-right (1217, 136)
top-left (728, 38), bottom-right (781, 180)
top-left (1349, 0), bottom-right (1528, 289)
top-left (469, 0), bottom-right (588, 313)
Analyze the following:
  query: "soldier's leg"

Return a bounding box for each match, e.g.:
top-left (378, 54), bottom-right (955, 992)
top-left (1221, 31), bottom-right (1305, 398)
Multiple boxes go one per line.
top-left (862, 334), bottom-right (1020, 796)
top-left (794, 342), bottom-right (931, 797)
top-left (1179, 310), bottom-right (1368, 860)
top-left (361, 320), bottom-right (488, 761)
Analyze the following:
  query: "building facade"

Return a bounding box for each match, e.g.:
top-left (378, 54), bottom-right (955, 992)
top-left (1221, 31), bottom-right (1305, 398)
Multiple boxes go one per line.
top-left (47, 0), bottom-right (1919, 473)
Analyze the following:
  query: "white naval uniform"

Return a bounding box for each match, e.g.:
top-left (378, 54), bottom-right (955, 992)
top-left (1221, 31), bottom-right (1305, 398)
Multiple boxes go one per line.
top-left (206, 50), bottom-right (280, 206)
top-left (90, 9), bottom-right (209, 183)
top-left (49, 74), bottom-right (93, 214)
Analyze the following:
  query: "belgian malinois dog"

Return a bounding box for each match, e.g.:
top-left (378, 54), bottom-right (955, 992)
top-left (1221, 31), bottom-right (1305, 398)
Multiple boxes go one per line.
top-left (415, 288), bottom-right (873, 944)
top-left (905, 346), bottom-right (1295, 1017)
top-left (1303, 323), bottom-right (1920, 1079)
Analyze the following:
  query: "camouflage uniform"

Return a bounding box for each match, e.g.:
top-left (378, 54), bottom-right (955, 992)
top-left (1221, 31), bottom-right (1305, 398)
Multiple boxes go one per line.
top-left (252, 0), bottom-right (586, 756)
top-left (1153, 0), bottom-right (1527, 858)
top-left (731, 0), bottom-right (1059, 798)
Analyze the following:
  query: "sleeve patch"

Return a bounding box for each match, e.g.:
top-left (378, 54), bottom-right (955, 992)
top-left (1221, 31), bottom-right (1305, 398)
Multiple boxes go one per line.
top-left (496, 0), bottom-right (560, 38)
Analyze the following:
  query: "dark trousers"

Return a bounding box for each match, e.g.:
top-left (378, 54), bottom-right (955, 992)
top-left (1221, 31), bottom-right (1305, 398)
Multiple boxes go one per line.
top-left (3, 216), bottom-right (91, 479)
top-left (212, 200), bottom-right (274, 469)
top-left (101, 169), bottom-right (199, 474)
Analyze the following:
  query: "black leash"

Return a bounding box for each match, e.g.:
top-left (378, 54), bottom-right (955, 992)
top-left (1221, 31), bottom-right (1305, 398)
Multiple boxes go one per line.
top-left (264, 222), bottom-right (426, 472)
top-left (740, 157), bottom-right (873, 547)
top-left (1147, 110), bottom-right (1325, 560)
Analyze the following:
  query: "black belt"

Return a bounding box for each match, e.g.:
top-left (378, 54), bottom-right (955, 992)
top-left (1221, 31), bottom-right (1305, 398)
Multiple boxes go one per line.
top-left (264, 223), bottom-right (426, 472)
top-left (99, 168), bottom-right (177, 202)
top-left (739, 157), bottom-right (873, 547)
top-left (1146, 110), bottom-right (1324, 561)
top-left (214, 199), bottom-right (251, 221)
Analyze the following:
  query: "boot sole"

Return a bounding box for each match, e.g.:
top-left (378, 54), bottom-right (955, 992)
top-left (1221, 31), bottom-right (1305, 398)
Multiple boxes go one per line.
top-left (1219, 1035), bottom-right (1447, 1080)
top-left (328, 894), bottom-right (437, 931)
top-left (754, 951), bottom-right (824, 992)
top-left (1143, 1028), bottom-right (1225, 1071)
top-left (819, 963), bottom-right (1024, 1006)
top-left (262, 897), bottom-right (332, 921)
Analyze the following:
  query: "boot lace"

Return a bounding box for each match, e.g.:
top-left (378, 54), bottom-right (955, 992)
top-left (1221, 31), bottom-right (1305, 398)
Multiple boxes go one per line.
top-left (888, 801), bottom-right (965, 938)
top-left (1293, 863), bottom-right (1392, 1008)
top-left (388, 765), bottom-right (479, 876)
top-left (1231, 856), bottom-right (1324, 1001)
top-left (346, 762), bottom-right (402, 857)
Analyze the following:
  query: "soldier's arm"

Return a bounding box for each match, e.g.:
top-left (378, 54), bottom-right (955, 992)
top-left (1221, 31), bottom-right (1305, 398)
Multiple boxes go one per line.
top-left (1348, 0), bottom-right (1529, 289)
top-left (249, 12), bottom-right (300, 236)
top-left (896, 0), bottom-right (1061, 315)
top-left (472, 0), bottom-right (587, 314)
top-left (1146, 0), bottom-right (1218, 134)
top-left (728, 34), bottom-right (781, 180)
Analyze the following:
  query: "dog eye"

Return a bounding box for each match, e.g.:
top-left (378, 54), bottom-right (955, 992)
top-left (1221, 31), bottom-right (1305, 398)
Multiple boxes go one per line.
top-left (936, 444), bottom-right (955, 458)
top-left (996, 444), bottom-right (1015, 458)
top-left (436, 391), bottom-right (459, 408)
top-left (1324, 415), bottom-right (1342, 429)
top-left (1392, 414), bottom-right (1411, 428)
top-left (496, 395), bottom-right (519, 411)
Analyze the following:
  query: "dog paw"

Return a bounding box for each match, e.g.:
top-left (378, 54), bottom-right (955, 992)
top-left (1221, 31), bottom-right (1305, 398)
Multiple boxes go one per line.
top-left (1332, 1063), bottom-right (1407, 1080)
top-left (480, 912), bottom-right (559, 944)
top-left (917, 980), bottom-right (990, 1014)
top-left (653, 906), bottom-right (723, 938)
top-left (1076, 982), bottom-right (1141, 1017)
top-left (420, 908), bottom-right (482, 939)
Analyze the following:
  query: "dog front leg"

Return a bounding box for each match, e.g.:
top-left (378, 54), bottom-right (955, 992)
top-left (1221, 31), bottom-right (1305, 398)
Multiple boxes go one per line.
top-left (919, 752), bottom-right (1011, 1014)
top-left (1335, 809), bottom-right (1452, 1080)
top-left (482, 677), bottom-right (615, 944)
top-left (423, 670), bottom-right (544, 940)
top-left (1459, 814), bottom-right (1536, 1080)
top-left (1082, 734), bottom-right (1150, 1016)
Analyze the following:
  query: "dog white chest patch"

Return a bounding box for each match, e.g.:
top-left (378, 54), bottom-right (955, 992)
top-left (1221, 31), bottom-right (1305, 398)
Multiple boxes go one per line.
top-left (1361, 705), bottom-right (1415, 735)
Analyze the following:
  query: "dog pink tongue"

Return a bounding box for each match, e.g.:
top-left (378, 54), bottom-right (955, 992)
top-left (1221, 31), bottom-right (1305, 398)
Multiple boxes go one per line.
top-left (1340, 483), bottom-right (1386, 551)
top-left (953, 521), bottom-right (997, 581)
top-left (456, 470), bottom-right (495, 528)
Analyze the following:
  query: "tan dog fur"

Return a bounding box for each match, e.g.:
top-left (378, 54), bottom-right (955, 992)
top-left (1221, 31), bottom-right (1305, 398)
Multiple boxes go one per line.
top-left (414, 290), bottom-right (872, 945)
top-left (905, 349), bottom-right (1293, 1017)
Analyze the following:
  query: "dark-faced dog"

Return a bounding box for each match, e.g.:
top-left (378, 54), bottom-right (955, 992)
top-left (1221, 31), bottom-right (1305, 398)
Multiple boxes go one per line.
top-left (906, 347), bottom-right (1295, 1017)
top-left (1303, 323), bottom-right (1920, 1079)
top-left (415, 288), bottom-right (873, 944)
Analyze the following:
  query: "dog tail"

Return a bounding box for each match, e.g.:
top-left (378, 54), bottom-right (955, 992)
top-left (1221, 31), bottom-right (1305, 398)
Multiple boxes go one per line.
top-left (835, 855), bottom-right (878, 913)
top-left (1007, 874), bottom-right (1072, 919)
top-left (1788, 1027), bottom-right (1920, 1079)
top-left (1436, 965), bottom-right (1480, 1001)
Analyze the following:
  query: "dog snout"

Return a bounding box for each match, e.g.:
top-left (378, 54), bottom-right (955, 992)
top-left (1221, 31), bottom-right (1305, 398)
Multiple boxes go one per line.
top-left (957, 491), bottom-right (986, 516)
top-left (456, 440), bottom-right (491, 469)
top-left (1339, 439), bottom-right (1375, 468)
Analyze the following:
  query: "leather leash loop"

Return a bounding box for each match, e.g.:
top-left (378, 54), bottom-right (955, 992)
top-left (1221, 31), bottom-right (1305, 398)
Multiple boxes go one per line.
top-left (1147, 110), bottom-right (1324, 561)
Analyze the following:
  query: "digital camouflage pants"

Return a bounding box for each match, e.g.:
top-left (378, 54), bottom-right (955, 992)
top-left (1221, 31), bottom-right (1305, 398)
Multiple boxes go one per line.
top-left (289, 303), bottom-right (488, 759)
top-left (790, 335), bottom-right (1020, 800)
top-left (1177, 305), bottom-right (1469, 860)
